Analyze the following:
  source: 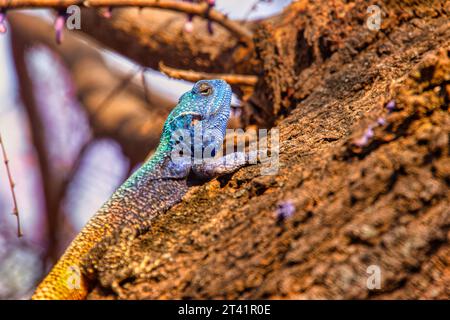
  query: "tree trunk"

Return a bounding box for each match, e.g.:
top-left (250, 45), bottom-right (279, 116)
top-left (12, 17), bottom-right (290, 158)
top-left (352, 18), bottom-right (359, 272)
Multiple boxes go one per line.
top-left (71, 0), bottom-right (450, 299)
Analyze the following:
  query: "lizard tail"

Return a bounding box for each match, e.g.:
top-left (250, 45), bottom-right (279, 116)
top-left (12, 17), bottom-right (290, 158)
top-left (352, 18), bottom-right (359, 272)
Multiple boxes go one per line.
top-left (31, 212), bottom-right (112, 300)
top-left (31, 256), bottom-right (89, 300)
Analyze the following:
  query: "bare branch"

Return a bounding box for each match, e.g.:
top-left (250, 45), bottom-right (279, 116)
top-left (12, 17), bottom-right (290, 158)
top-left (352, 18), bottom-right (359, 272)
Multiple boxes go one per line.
top-left (141, 69), bottom-right (151, 105)
top-left (94, 66), bottom-right (142, 116)
top-left (77, 8), bottom-right (258, 77)
top-left (159, 61), bottom-right (258, 86)
top-left (10, 25), bottom-right (62, 262)
top-left (0, 0), bottom-right (254, 47)
top-left (0, 133), bottom-right (22, 238)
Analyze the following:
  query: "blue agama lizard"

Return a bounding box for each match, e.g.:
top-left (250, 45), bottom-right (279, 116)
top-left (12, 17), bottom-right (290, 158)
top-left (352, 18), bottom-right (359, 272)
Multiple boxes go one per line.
top-left (32, 80), bottom-right (251, 299)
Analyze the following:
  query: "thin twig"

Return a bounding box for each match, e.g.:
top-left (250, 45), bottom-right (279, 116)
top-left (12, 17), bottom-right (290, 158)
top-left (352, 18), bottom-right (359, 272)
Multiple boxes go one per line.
top-left (95, 66), bottom-right (141, 115)
top-left (141, 68), bottom-right (151, 105)
top-left (0, 133), bottom-right (23, 237)
top-left (242, 0), bottom-right (260, 22)
top-left (159, 61), bottom-right (258, 86)
top-left (57, 140), bottom-right (92, 206)
top-left (0, 0), bottom-right (254, 47)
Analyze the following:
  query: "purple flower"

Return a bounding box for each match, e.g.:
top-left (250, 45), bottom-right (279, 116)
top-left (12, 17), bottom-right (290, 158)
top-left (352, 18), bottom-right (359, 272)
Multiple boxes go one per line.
top-left (366, 126), bottom-right (374, 139)
top-left (276, 201), bottom-right (295, 221)
top-left (354, 135), bottom-right (368, 147)
top-left (183, 2), bottom-right (194, 33)
top-left (0, 9), bottom-right (7, 34)
top-left (385, 100), bottom-right (396, 112)
top-left (101, 7), bottom-right (113, 19)
top-left (377, 117), bottom-right (386, 126)
top-left (355, 125), bottom-right (374, 147)
top-left (184, 20), bottom-right (194, 33)
top-left (54, 13), bottom-right (66, 44)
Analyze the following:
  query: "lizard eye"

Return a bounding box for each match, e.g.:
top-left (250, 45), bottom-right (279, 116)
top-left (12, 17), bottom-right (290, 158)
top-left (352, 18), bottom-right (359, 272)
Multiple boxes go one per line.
top-left (198, 83), bottom-right (212, 96)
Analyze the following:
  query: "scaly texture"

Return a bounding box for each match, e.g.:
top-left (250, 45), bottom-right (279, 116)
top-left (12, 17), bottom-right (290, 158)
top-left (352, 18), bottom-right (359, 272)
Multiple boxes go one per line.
top-left (32, 79), bottom-right (244, 300)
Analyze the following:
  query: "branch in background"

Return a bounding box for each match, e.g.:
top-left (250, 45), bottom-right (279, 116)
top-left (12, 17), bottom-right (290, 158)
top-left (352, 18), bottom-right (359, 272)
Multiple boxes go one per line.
top-left (0, 0), bottom-right (254, 48)
top-left (141, 69), bottom-right (151, 105)
top-left (10, 31), bottom-right (61, 263)
top-left (9, 12), bottom-right (172, 164)
top-left (243, 0), bottom-right (269, 22)
top-left (0, 133), bottom-right (22, 238)
top-left (159, 61), bottom-right (258, 86)
top-left (77, 8), bottom-right (258, 78)
top-left (55, 140), bottom-right (92, 211)
top-left (93, 66), bottom-right (142, 117)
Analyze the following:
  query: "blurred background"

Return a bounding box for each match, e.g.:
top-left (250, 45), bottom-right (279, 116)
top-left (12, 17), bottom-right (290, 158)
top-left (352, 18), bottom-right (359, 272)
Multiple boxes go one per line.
top-left (0, 0), bottom-right (291, 299)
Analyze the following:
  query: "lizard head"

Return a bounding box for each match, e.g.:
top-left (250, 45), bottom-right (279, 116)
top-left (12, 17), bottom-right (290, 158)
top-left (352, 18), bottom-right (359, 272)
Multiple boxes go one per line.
top-left (163, 79), bottom-right (232, 159)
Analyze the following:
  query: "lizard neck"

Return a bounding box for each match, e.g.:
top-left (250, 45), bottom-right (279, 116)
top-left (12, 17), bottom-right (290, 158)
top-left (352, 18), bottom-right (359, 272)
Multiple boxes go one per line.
top-left (142, 123), bottom-right (176, 168)
top-left (144, 132), bottom-right (173, 168)
top-left (121, 126), bottom-right (176, 189)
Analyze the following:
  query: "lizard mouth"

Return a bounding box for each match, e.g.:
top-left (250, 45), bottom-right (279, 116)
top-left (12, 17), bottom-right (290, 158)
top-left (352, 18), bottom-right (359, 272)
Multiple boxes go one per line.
top-left (191, 114), bottom-right (203, 127)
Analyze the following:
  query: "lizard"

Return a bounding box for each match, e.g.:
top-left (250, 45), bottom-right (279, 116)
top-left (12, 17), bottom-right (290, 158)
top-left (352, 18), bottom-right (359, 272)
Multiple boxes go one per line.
top-left (32, 79), bottom-right (252, 300)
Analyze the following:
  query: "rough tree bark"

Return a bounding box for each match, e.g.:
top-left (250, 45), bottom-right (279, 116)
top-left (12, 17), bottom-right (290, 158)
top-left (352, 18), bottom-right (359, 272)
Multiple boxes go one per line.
top-left (6, 0), bottom-right (449, 299)
top-left (82, 0), bottom-right (449, 299)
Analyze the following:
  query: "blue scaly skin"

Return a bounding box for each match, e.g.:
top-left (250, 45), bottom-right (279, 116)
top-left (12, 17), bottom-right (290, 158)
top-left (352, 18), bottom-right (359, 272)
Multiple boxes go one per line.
top-left (32, 80), bottom-right (249, 300)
